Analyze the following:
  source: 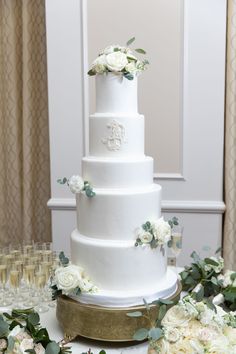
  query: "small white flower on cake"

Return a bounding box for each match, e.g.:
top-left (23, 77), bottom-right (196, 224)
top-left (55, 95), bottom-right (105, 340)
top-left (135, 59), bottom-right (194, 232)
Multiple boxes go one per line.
top-left (125, 61), bottom-right (137, 74)
top-left (68, 175), bottom-right (84, 194)
top-left (152, 217), bottom-right (171, 245)
top-left (138, 230), bottom-right (153, 244)
top-left (164, 327), bottom-right (181, 343)
top-left (92, 54), bottom-right (107, 74)
top-left (106, 51), bottom-right (128, 72)
top-left (55, 264), bottom-right (84, 294)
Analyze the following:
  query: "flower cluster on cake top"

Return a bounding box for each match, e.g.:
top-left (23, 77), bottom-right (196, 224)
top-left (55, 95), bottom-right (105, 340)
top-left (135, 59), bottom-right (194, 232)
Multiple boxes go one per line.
top-left (88, 37), bottom-right (149, 80)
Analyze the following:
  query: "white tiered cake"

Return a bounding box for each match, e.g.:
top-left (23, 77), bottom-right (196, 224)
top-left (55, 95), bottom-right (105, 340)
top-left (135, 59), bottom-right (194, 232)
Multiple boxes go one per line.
top-left (70, 73), bottom-right (178, 307)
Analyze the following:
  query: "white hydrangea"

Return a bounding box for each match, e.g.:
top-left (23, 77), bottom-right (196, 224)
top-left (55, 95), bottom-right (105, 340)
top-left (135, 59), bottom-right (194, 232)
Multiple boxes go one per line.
top-left (68, 175), bottom-right (84, 194)
top-left (152, 217), bottom-right (171, 245)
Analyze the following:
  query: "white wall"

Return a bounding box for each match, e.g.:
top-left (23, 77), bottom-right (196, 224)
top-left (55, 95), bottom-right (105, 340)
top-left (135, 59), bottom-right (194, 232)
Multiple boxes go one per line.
top-left (46, 0), bottom-right (226, 265)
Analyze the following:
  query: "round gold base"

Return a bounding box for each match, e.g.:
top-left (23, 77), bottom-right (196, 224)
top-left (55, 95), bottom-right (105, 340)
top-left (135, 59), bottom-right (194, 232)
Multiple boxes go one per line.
top-left (56, 281), bottom-right (182, 342)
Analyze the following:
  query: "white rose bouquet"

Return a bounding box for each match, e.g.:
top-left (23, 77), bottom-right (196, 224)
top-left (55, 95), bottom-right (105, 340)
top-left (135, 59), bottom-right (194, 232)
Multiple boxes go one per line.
top-left (135, 217), bottom-right (173, 248)
top-left (128, 296), bottom-right (236, 354)
top-left (51, 252), bottom-right (98, 299)
top-left (88, 37), bottom-right (149, 80)
top-left (0, 309), bottom-right (71, 354)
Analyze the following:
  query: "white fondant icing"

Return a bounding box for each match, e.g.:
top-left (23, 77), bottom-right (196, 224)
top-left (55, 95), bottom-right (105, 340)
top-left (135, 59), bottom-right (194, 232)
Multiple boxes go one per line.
top-left (82, 156), bottom-right (153, 188)
top-left (76, 184), bottom-right (162, 240)
top-left (101, 120), bottom-right (126, 151)
top-left (71, 230), bottom-right (170, 294)
top-left (89, 114), bottom-right (144, 157)
top-left (69, 268), bottom-right (178, 308)
top-left (96, 73), bottom-right (138, 114)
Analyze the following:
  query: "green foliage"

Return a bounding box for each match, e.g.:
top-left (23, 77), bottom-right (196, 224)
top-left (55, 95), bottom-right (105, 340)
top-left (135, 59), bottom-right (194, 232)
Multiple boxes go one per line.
top-left (57, 177), bottom-right (68, 185)
top-left (126, 37), bottom-right (136, 46)
top-left (168, 216), bottom-right (179, 229)
top-left (148, 327), bottom-right (163, 341)
top-left (135, 48), bottom-right (146, 54)
top-left (124, 73), bottom-right (134, 80)
top-left (133, 328), bottom-right (149, 341)
top-left (87, 69), bottom-right (96, 76)
top-left (83, 181), bottom-right (96, 198)
top-left (0, 309), bottom-right (71, 353)
top-left (59, 251), bottom-right (70, 267)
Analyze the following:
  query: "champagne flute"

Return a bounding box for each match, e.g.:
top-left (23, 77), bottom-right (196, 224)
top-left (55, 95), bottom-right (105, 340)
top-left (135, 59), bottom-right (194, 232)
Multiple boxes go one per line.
top-left (34, 269), bottom-right (49, 313)
top-left (170, 225), bottom-right (183, 272)
top-left (23, 264), bottom-right (38, 307)
top-left (0, 263), bottom-right (12, 307)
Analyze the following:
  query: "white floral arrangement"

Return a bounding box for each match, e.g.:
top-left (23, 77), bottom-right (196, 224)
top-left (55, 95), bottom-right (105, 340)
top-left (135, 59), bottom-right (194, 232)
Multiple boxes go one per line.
top-left (57, 175), bottom-right (95, 198)
top-left (148, 296), bottom-right (236, 354)
top-left (0, 309), bottom-right (71, 354)
top-left (51, 252), bottom-right (98, 299)
top-left (88, 37), bottom-right (149, 80)
top-left (135, 217), bottom-right (171, 249)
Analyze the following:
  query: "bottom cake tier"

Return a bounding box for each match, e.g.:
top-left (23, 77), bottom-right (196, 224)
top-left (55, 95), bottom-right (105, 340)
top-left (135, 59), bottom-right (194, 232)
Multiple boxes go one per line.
top-left (70, 230), bottom-right (178, 307)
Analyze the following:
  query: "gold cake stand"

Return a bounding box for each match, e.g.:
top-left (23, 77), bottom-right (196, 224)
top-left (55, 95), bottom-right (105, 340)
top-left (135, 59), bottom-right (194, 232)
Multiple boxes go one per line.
top-left (56, 281), bottom-right (182, 342)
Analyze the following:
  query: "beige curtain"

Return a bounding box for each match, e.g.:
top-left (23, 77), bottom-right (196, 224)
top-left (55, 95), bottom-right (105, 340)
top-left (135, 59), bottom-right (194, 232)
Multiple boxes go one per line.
top-left (0, 0), bottom-right (51, 247)
top-left (223, 0), bottom-right (236, 269)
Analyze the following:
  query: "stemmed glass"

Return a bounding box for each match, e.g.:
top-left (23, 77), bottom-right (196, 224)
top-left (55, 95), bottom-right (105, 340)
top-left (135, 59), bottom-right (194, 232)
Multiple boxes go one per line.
top-left (0, 260), bottom-right (12, 307)
top-left (170, 224), bottom-right (183, 273)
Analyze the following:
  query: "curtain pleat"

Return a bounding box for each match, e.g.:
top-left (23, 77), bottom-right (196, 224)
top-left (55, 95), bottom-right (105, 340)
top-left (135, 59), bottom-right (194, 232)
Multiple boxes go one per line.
top-left (0, 0), bottom-right (51, 246)
top-left (223, 0), bottom-right (236, 269)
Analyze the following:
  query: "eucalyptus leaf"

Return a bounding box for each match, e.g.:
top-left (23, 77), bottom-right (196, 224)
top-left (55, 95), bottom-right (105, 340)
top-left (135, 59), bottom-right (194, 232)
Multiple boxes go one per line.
top-left (205, 258), bottom-right (219, 266)
top-left (45, 341), bottom-right (60, 354)
top-left (158, 304), bottom-right (167, 321)
top-left (126, 311), bottom-right (143, 318)
top-left (230, 273), bottom-right (236, 281)
top-left (28, 312), bottom-right (40, 326)
top-left (88, 69), bottom-right (96, 76)
top-left (133, 328), bottom-right (149, 341)
top-left (148, 327), bottom-right (163, 341)
top-left (99, 351), bottom-right (106, 354)
top-left (215, 246), bottom-right (222, 254)
top-left (135, 48), bottom-right (146, 54)
top-left (124, 73), bottom-right (134, 81)
top-left (160, 299), bottom-right (173, 305)
top-left (126, 37), bottom-right (135, 46)
top-left (0, 319), bottom-right (9, 337)
top-left (191, 251), bottom-right (200, 263)
top-left (195, 285), bottom-right (204, 302)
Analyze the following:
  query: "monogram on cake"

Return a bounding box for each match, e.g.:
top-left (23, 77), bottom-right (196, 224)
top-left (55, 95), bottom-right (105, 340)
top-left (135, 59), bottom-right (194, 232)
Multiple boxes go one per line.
top-left (55, 42), bottom-right (178, 309)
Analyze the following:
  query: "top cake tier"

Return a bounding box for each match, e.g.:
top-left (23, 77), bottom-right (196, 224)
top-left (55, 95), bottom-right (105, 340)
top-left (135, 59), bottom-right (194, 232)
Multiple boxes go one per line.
top-left (95, 73), bottom-right (138, 114)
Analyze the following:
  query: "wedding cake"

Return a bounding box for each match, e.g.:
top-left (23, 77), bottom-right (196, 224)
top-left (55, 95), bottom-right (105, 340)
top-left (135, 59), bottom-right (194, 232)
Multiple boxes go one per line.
top-left (56, 41), bottom-right (178, 308)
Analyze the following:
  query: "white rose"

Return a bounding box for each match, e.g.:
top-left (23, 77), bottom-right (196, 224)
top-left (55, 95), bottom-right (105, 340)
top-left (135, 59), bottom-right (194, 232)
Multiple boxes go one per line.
top-left (198, 327), bottom-right (215, 342)
top-left (189, 339), bottom-right (205, 354)
top-left (0, 339), bottom-right (7, 350)
top-left (208, 335), bottom-right (230, 353)
top-left (224, 326), bottom-right (236, 345)
top-left (19, 338), bottom-right (34, 354)
top-left (164, 327), bottom-right (181, 343)
top-left (152, 217), bottom-right (171, 245)
top-left (106, 52), bottom-right (128, 72)
top-left (34, 343), bottom-right (46, 354)
top-left (162, 305), bottom-right (191, 328)
top-left (55, 265), bottom-right (83, 294)
top-left (78, 277), bottom-right (95, 293)
top-left (199, 307), bottom-right (214, 326)
top-left (92, 54), bottom-right (107, 74)
top-left (138, 230), bottom-right (153, 244)
top-left (125, 61), bottom-right (137, 74)
top-left (68, 175), bottom-right (84, 194)
top-left (212, 293), bottom-right (225, 305)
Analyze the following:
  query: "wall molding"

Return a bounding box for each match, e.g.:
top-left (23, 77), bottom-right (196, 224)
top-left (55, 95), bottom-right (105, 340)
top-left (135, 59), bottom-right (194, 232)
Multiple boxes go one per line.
top-left (154, 173), bottom-right (185, 181)
top-left (48, 197), bottom-right (225, 214)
